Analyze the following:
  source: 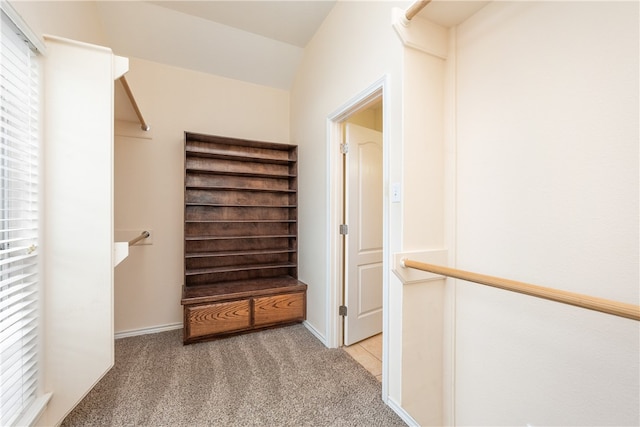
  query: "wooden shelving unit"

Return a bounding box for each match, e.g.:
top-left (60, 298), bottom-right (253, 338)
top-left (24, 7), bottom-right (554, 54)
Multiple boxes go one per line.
top-left (181, 132), bottom-right (307, 344)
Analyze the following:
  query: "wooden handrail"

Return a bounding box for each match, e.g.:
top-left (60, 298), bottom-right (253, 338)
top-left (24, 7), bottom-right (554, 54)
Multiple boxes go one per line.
top-left (405, 0), bottom-right (432, 21)
top-left (119, 75), bottom-right (150, 131)
top-left (401, 259), bottom-right (640, 321)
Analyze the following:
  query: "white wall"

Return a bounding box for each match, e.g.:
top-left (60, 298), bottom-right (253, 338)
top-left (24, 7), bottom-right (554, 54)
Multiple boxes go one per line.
top-left (40, 35), bottom-right (123, 427)
top-left (290, 0), bottom-right (408, 403)
top-left (452, 2), bottom-right (639, 425)
top-left (398, 33), bottom-right (448, 425)
top-left (114, 57), bottom-right (290, 334)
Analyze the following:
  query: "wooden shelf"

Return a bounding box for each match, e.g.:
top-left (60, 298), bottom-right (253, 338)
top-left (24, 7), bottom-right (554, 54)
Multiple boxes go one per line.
top-left (186, 185), bottom-right (296, 193)
top-left (182, 277), bottom-right (307, 305)
top-left (186, 249), bottom-right (295, 258)
top-left (185, 219), bottom-right (297, 224)
top-left (185, 234), bottom-right (295, 241)
top-left (185, 168), bottom-right (296, 179)
top-left (185, 203), bottom-right (298, 209)
top-left (185, 149), bottom-right (295, 165)
top-left (182, 132), bottom-right (305, 344)
top-left (186, 263), bottom-right (298, 276)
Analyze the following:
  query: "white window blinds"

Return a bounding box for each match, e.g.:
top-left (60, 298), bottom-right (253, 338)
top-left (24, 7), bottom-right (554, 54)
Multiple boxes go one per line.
top-left (0, 7), bottom-right (40, 427)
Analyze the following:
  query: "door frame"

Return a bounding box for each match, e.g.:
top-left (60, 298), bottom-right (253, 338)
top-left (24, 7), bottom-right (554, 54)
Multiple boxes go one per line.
top-left (326, 75), bottom-right (390, 400)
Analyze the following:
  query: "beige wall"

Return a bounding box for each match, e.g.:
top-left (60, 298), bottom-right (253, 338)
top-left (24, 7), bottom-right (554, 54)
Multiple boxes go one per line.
top-left (398, 42), bottom-right (448, 425)
top-left (452, 2), bottom-right (639, 425)
top-left (10, 1), bottom-right (107, 47)
top-left (348, 103), bottom-right (382, 131)
top-left (114, 57), bottom-right (290, 334)
top-left (290, 2), bottom-right (450, 423)
top-left (13, 0), bottom-right (291, 342)
top-left (290, 0), bottom-right (409, 407)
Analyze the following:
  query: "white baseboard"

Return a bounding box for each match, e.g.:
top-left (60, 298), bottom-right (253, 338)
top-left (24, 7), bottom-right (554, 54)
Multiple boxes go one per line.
top-left (115, 322), bottom-right (183, 339)
top-left (386, 396), bottom-right (419, 427)
top-left (303, 320), bottom-right (328, 347)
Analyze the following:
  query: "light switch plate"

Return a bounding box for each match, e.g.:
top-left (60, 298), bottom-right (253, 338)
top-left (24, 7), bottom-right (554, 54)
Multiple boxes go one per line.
top-left (391, 182), bottom-right (401, 203)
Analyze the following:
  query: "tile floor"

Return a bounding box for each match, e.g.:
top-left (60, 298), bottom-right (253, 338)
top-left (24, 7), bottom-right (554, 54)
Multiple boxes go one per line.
top-left (343, 333), bottom-right (382, 382)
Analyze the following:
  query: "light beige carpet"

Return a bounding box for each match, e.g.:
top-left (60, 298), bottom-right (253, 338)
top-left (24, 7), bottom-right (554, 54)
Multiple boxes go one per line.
top-left (61, 324), bottom-right (406, 426)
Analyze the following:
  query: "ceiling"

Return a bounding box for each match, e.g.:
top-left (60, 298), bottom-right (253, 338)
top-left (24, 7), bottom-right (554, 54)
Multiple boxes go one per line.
top-left (100, 1), bottom-right (489, 91)
top-left (148, 1), bottom-right (337, 48)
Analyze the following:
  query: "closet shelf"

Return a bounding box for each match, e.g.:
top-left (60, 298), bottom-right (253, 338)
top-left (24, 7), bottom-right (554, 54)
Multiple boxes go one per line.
top-left (185, 149), bottom-right (295, 165)
top-left (186, 185), bottom-right (296, 193)
top-left (185, 168), bottom-right (296, 179)
top-left (185, 249), bottom-right (296, 258)
top-left (185, 234), bottom-right (296, 241)
top-left (186, 202), bottom-right (296, 208)
top-left (185, 220), bottom-right (297, 224)
top-left (186, 263), bottom-right (297, 276)
top-left (182, 276), bottom-right (306, 305)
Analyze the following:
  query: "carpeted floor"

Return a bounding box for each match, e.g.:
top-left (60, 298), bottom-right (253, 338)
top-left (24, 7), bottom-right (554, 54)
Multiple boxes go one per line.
top-left (61, 324), bottom-right (406, 426)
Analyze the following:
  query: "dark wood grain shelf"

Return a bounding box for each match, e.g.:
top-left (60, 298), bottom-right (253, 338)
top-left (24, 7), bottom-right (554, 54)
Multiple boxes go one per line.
top-left (186, 186), bottom-right (296, 193)
top-left (182, 132), bottom-right (306, 344)
top-left (185, 150), bottom-right (295, 165)
top-left (185, 203), bottom-right (297, 208)
top-left (185, 234), bottom-right (296, 241)
top-left (182, 277), bottom-right (306, 305)
top-left (186, 263), bottom-right (298, 276)
top-left (185, 167), bottom-right (296, 179)
top-left (185, 220), bottom-right (297, 224)
top-left (186, 249), bottom-right (295, 258)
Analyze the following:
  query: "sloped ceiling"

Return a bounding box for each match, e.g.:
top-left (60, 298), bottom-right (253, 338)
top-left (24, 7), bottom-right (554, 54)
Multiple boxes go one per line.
top-left (98, 1), bottom-right (489, 92)
top-left (96, 1), bottom-right (336, 90)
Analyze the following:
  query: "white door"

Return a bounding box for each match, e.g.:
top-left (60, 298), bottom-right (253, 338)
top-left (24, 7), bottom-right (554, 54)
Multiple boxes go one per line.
top-left (344, 123), bottom-right (383, 346)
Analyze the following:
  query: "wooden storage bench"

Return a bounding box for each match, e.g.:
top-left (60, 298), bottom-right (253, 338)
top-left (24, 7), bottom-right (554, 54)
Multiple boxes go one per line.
top-left (182, 132), bottom-right (307, 344)
top-left (182, 277), bottom-right (306, 343)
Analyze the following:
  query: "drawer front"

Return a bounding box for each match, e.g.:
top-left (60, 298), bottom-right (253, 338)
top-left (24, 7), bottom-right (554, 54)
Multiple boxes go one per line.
top-left (186, 299), bottom-right (250, 339)
top-left (254, 292), bottom-right (305, 327)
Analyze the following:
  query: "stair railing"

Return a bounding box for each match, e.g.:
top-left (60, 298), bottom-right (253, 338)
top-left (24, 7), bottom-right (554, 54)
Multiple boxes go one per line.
top-left (400, 258), bottom-right (640, 321)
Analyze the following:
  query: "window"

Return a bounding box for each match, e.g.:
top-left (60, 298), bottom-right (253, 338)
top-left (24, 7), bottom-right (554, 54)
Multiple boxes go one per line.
top-left (0, 4), bottom-right (43, 426)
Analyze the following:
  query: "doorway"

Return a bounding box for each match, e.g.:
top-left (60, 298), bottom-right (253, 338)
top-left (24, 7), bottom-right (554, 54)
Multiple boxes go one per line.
top-left (327, 77), bottom-right (389, 395)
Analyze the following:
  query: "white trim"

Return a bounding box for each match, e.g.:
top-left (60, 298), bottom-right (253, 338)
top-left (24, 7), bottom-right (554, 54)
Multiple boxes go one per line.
top-left (43, 34), bottom-right (112, 54)
top-left (13, 392), bottom-right (51, 427)
top-left (392, 249), bottom-right (448, 284)
top-left (114, 322), bottom-right (183, 340)
top-left (326, 75), bottom-right (390, 399)
top-left (386, 396), bottom-right (420, 427)
top-left (443, 25), bottom-right (458, 427)
top-left (391, 7), bottom-right (448, 59)
top-left (0, 0), bottom-right (46, 53)
top-left (302, 321), bottom-right (327, 346)
top-left (325, 115), bottom-right (343, 349)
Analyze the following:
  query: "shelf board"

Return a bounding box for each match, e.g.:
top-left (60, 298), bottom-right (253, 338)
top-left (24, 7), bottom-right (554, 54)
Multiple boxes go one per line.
top-left (186, 168), bottom-right (296, 179)
top-left (185, 219), bottom-right (296, 223)
top-left (181, 276), bottom-right (306, 305)
top-left (186, 150), bottom-right (295, 165)
top-left (186, 132), bottom-right (297, 153)
top-left (186, 263), bottom-right (297, 276)
top-left (185, 249), bottom-right (295, 258)
top-left (185, 234), bottom-right (296, 241)
top-left (186, 203), bottom-right (297, 208)
top-left (186, 185), bottom-right (296, 193)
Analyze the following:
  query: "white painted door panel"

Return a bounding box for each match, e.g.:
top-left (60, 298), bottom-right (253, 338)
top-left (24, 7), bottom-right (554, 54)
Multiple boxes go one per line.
top-left (345, 124), bottom-right (383, 345)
